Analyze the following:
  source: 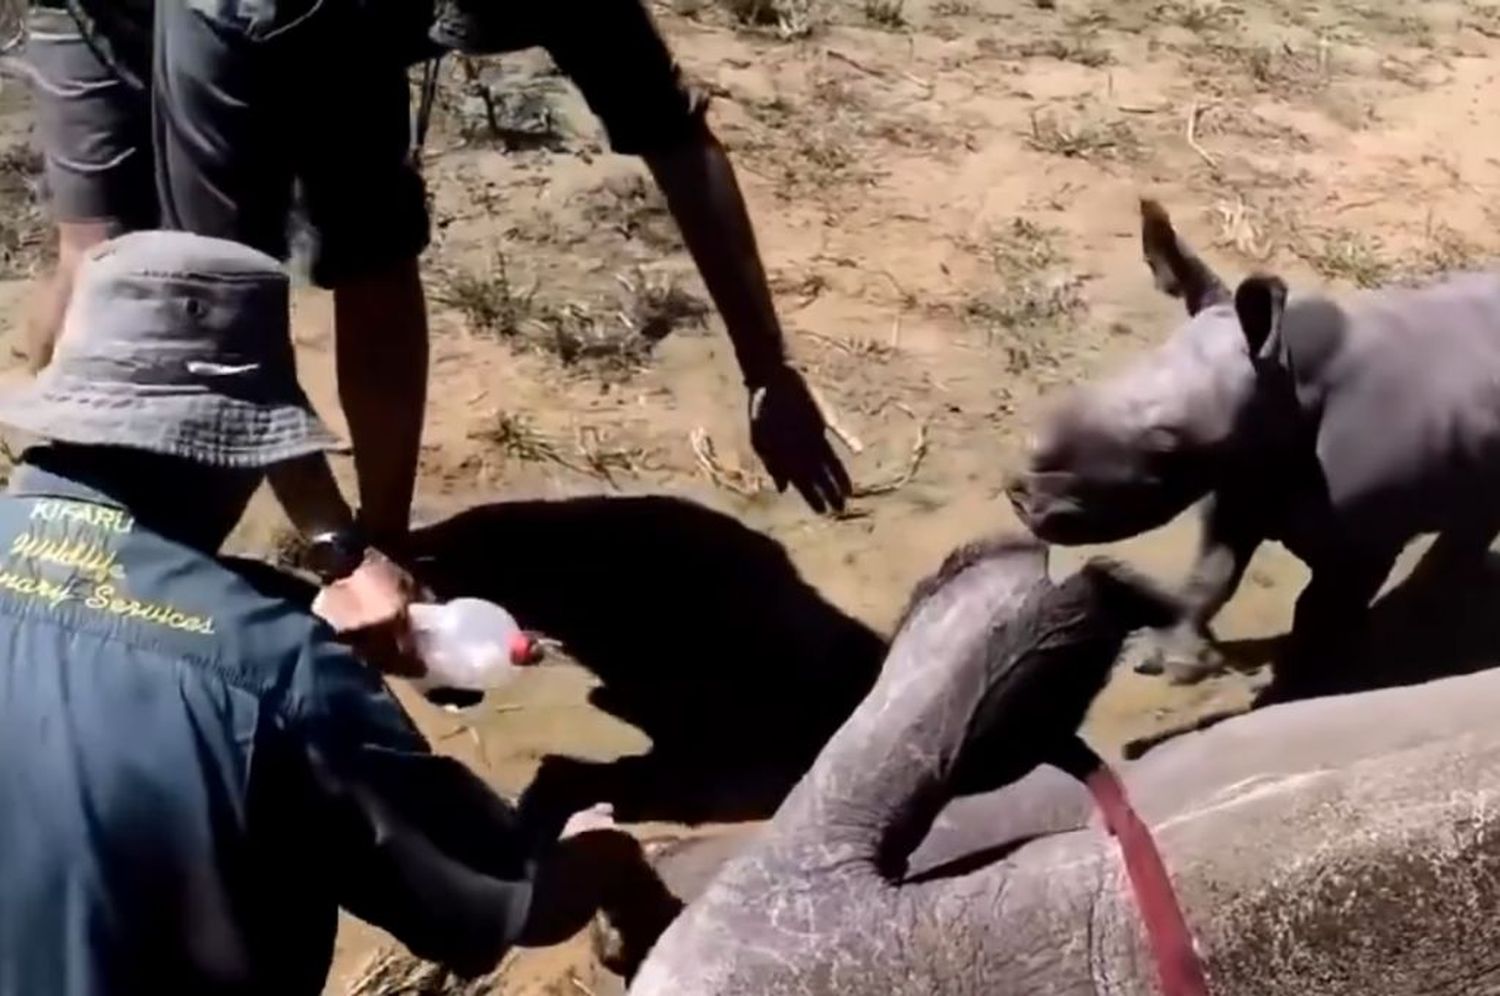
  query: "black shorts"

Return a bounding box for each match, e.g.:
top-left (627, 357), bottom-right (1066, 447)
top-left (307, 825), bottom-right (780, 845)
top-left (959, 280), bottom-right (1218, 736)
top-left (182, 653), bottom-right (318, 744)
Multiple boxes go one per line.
top-left (25, 4), bottom-right (154, 232)
top-left (25, 0), bottom-right (430, 287)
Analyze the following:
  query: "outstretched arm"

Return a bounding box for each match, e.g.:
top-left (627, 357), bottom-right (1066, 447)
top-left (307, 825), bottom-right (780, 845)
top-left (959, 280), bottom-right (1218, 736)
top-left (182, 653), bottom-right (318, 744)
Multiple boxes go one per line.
top-left (645, 128), bottom-right (852, 513)
top-left (476, 0), bottom-right (852, 512)
top-left (642, 128), bottom-right (785, 388)
top-left (290, 639), bottom-right (674, 976)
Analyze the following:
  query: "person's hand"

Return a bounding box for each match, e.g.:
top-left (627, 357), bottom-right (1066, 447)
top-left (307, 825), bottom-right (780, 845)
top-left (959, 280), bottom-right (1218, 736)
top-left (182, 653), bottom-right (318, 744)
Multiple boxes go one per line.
top-left (311, 548), bottom-right (426, 677)
top-left (748, 365), bottom-right (853, 515)
top-left (522, 802), bottom-right (684, 971)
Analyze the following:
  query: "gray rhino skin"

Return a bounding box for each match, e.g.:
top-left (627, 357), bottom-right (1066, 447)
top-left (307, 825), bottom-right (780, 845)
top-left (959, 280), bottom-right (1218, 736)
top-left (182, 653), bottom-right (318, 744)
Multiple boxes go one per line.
top-left (1006, 199), bottom-right (1500, 686)
top-left (629, 539), bottom-right (1500, 996)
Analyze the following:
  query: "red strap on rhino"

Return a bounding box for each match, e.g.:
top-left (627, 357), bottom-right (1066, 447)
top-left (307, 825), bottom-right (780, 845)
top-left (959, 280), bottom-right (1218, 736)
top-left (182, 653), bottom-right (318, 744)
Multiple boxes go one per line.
top-left (1085, 764), bottom-right (1210, 996)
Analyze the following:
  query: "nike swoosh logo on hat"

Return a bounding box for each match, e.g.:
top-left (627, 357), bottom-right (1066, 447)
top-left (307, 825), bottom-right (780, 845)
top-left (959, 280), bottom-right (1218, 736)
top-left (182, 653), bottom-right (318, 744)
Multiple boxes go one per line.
top-left (186, 361), bottom-right (261, 376)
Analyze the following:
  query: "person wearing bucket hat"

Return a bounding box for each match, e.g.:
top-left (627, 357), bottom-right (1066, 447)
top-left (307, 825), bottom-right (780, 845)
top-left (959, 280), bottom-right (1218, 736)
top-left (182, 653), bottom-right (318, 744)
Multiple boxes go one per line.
top-left (0, 230), bottom-right (679, 994)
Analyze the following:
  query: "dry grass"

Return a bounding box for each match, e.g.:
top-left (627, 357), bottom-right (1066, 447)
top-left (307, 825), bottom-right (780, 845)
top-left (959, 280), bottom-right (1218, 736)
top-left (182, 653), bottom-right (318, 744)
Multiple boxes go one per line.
top-left (436, 249), bottom-right (535, 339)
top-left (716, 0), bottom-right (818, 38)
top-left (987, 217), bottom-right (1067, 274)
top-left (1026, 108), bottom-right (1139, 160)
top-left (617, 269), bottom-right (712, 343)
top-left (0, 143), bottom-right (50, 279)
top-left (1189, 37), bottom-right (1331, 99)
top-left (863, 0), bottom-right (907, 29)
top-left (1390, 222), bottom-right (1493, 285)
top-left (1294, 227), bottom-right (1393, 287)
top-left (268, 526), bottom-right (312, 573)
top-left (1212, 194), bottom-right (1282, 262)
top-left (532, 304), bottom-right (655, 374)
top-left (1416, 222), bottom-right (1488, 273)
top-left (442, 59), bottom-right (571, 152)
top-left (1007, 33), bottom-right (1114, 67)
top-left (583, 174), bottom-right (683, 252)
top-left (470, 410), bottom-right (655, 486)
top-left (1161, 0), bottom-right (1242, 34)
top-left (963, 218), bottom-right (1086, 373)
top-left (472, 410), bottom-right (563, 465)
top-left (966, 278), bottom-right (1086, 339)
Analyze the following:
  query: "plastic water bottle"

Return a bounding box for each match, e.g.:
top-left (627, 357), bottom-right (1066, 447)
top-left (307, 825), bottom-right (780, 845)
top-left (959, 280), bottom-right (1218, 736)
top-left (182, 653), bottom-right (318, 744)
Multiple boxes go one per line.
top-left (408, 598), bottom-right (538, 695)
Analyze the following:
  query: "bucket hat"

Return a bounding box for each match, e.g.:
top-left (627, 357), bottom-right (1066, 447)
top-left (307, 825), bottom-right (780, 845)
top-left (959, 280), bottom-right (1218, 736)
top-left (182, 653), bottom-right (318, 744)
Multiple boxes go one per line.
top-left (0, 230), bottom-right (338, 468)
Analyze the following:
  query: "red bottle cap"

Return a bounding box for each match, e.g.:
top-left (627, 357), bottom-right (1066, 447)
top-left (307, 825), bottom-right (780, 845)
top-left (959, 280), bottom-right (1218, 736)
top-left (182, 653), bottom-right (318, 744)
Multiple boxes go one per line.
top-left (508, 629), bottom-right (538, 666)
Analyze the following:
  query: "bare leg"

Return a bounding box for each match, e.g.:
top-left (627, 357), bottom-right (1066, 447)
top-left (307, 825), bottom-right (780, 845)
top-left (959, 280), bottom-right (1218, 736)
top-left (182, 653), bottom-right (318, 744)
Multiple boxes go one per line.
top-left (20, 221), bottom-right (115, 373)
top-left (333, 257), bottom-right (429, 541)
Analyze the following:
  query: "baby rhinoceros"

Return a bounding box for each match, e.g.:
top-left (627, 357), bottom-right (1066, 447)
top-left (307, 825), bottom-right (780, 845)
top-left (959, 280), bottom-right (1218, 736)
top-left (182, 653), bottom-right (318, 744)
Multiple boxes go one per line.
top-left (1007, 198), bottom-right (1500, 689)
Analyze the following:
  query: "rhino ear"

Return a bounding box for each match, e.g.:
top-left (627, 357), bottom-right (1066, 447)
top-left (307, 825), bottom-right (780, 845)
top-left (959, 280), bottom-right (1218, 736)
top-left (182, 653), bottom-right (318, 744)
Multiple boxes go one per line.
top-left (1140, 198), bottom-right (1230, 316)
top-left (1233, 274), bottom-right (1288, 359)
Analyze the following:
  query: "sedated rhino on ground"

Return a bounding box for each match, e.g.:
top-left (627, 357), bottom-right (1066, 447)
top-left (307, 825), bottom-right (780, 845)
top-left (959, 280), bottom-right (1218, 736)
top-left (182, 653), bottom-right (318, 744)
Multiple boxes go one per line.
top-left (1006, 199), bottom-right (1500, 690)
top-left (626, 537), bottom-right (1500, 995)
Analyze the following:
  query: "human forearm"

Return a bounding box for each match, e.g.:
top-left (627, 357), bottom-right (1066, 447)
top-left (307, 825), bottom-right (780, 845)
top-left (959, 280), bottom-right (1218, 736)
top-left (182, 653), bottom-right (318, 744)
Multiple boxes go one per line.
top-left (644, 126), bottom-right (786, 387)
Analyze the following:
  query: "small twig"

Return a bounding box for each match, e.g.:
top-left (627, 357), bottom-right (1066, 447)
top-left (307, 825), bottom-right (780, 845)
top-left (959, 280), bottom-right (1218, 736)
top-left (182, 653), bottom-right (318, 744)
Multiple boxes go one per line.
top-left (826, 47), bottom-right (886, 77)
top-left (1333, 196), bottom-right (1383, 214)
top-left (569, 975), bottom-right (600, 996)
top-left (853, 406), bottom-right (930, 497)
top-left (890, 315), bottom-right (902, 348)
top-left (1185, 101), bottom-right (1219, 173)
top-left (690, 428), bottom-right (765, 497)
top-left (806, 383), bottom-right (865, 454)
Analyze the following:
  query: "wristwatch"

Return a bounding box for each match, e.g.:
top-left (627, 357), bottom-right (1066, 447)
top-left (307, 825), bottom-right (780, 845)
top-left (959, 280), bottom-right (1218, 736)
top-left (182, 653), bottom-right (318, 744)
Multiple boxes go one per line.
top-left (305, 525), bottom-right (371, 584)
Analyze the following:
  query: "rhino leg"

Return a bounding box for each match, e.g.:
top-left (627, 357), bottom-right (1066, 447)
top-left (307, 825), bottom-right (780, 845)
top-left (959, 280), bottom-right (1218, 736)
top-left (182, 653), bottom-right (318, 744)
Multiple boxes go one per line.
top-left (1137, 494), bottom-right (1264, 684)
top-left (1269, 543), bottom-right (1400, 701)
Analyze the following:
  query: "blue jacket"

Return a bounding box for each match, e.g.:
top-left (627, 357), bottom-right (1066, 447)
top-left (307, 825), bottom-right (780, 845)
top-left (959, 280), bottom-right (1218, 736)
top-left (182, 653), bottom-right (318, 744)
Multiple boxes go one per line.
top-left (0, 465), bottom-right (534, 995)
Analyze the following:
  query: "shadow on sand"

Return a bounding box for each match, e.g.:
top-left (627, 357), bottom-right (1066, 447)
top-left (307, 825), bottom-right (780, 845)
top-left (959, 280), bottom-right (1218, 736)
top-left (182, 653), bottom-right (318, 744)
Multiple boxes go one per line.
top-left (1125, 548), bottom-right (1500, 759)
top-left (408, 494), bottom-right (885, 835)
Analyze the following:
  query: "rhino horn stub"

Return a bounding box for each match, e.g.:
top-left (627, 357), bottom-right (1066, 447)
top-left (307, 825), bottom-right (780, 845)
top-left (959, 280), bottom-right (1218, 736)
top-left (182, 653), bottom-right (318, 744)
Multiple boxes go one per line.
top-left (1139, 198), bottom-right (1230, 316)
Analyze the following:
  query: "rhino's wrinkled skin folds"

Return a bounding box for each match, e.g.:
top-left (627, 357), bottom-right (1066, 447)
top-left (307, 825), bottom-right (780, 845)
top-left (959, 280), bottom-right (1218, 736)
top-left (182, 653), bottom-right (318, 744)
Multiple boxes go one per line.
top-left (633, 543), bottom-right (1500, 995)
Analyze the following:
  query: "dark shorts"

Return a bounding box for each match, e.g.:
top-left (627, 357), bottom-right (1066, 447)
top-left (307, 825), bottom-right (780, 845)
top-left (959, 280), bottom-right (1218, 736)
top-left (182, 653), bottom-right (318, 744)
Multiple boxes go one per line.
top-left (25, 4), bottom-right (154, 231)
top-left (25, 0), bottom-right (429, 287)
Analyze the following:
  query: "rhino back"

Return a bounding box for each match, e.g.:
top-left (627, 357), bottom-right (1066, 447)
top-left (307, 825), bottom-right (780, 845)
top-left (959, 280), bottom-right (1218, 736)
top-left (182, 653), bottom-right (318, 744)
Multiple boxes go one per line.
top-left (1141, 729), bottom-right (1500, 994)
top-left (1307, 273), bottom-right (1500, 532)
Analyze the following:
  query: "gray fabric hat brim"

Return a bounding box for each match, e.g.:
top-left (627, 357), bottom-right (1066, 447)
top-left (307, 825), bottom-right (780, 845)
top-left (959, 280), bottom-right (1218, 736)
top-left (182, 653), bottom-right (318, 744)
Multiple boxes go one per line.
top-left (0, 378), bottom-right (339, 469)
top-left (0, 230), bottom-right (343, 469)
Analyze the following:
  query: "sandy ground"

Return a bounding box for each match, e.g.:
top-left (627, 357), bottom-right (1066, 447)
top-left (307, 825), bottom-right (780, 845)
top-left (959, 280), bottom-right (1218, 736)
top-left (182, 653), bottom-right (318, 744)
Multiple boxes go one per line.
top-left (6, 0), bottom-right (1500, 991)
